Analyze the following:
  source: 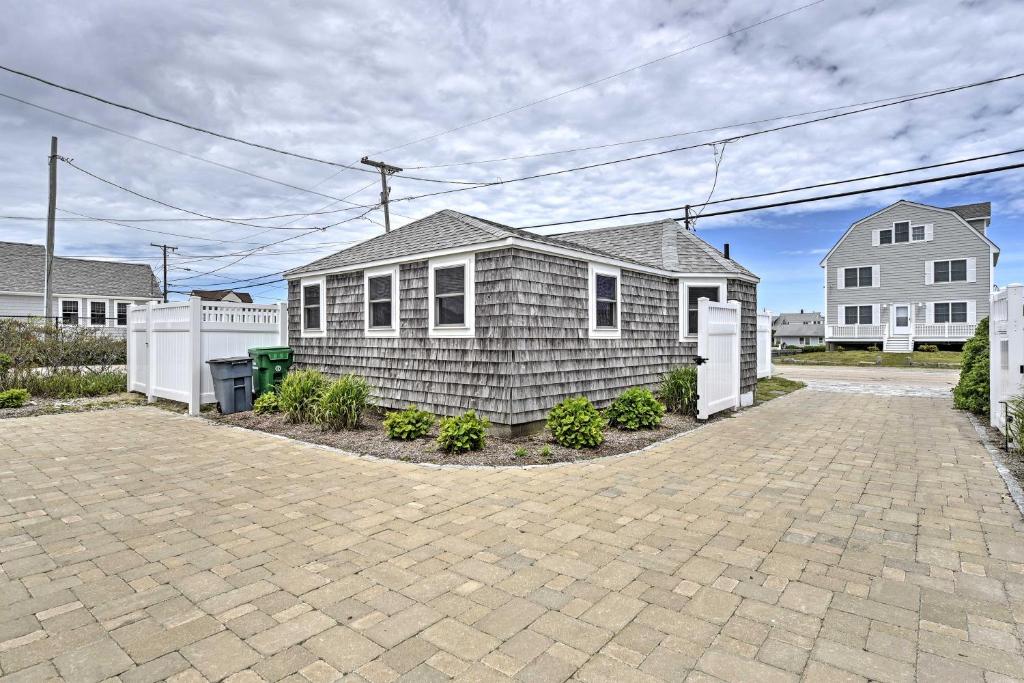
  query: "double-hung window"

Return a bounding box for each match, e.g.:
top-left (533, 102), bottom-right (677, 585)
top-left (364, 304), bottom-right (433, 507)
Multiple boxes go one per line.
top-left (300, 276), bottom-right (326, 337)
top-left (89, 300), bottom-right (107, 326)
top-left (843, 305), bottom-right (873, 325)
top-left (894, 221), bottom-right (910, 243)
top-left (61, 299), bottom-right (79, 325)
top-left (116, 302), bottom-right (130, 326)
top-left (428, 254), bottom-right (474, 337)
top-left (588, 264), bottom-right (621, 339)
top-left (364, 266), bottom-right (399, 337)
top-left (934, 302), bottom-right (968, 323)
top-left (843, 266), bottom-right (873, 288)
top-left (679, 279), bottom-right (724, 339)
top-left (877, 222), bottom-right (929, 245)
top-left (933, 259), bottom-right (967, 283)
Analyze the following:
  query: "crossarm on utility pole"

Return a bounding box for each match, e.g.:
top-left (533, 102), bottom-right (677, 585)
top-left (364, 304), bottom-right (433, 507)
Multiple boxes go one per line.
top-left (360, 157), bottom-right (403, 233)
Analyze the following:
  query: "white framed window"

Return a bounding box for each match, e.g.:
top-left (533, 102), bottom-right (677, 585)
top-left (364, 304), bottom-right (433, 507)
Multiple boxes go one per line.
top-left (59, 298), bottom-right (80, 325)
top-left (843, 305), bottom-right (874, 325)
top-left (930, 300), bottom-right (974, 324)
top-left (587, 263), bottom-right (621, 339)
top-left (300, 276), bottom-right (327, 338)
top-left (364, 265), bottom-right (399, 337)
top-left (428, 254), bottom-right (475, 337)
top-left (929, 258), bottom-right (974, 284)
top-left (88, 299), bottom-right (108, 327)
top-left (115, 301), bottom-right (131, 326)
top-left (874, 222), bottom-right (931, 245)
top-left (840, 266), bottom-right (877, 288)
top-left (679, 278), bottom-right (725, 339)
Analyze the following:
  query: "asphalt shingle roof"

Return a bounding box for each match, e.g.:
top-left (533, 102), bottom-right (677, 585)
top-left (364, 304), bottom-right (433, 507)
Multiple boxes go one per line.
top-left (190, 289), bottom-right (254, 303)
top-left (285, 210), bottom-right (757, 280)
top-left (775, 323), bottom-right (824, 338)
top-left (946, 202), bottom-right (991, 221)
top-left (0, 242), bottom-right (160, 298)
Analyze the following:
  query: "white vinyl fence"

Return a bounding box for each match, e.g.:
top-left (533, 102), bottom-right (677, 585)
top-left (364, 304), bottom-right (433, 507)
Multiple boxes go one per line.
top-left (757, 310), bottom-right (772, 379)
top-left (696, 298), bottom-right (741, 420)
top-left (990, 284), bottom-right (1024, 434)
top-left (128, 298), bottom-right (288, 415)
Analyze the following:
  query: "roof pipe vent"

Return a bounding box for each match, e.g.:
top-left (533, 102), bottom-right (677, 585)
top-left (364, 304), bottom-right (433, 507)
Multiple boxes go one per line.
top-left (723, 243), bottom-right (731, 260)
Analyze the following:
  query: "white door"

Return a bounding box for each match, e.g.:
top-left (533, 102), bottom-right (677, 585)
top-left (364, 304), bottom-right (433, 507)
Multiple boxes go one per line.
top-left (892, 304), bottom-right (910, 334)
top-left (696, 298), bottom-right (741, 420)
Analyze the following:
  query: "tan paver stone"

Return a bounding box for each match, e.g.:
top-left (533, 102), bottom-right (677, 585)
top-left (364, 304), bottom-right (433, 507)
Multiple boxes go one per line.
top-left (304, 625), bottom-right (384, 673)
top-left (181, 631), bottom-right (261, 681)
top-left (53, 638), bottom-right (134, 683)
top-left (697, 648), bottom-right (797, 683)
top-left (246, 610), bottom-right (334, 655)
top-left (422, 617), bottom-right (500, 659)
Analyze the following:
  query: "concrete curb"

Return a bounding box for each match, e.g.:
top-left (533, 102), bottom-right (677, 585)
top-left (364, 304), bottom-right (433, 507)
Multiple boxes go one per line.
top-left (968, 413), bottom-right (1024, 519)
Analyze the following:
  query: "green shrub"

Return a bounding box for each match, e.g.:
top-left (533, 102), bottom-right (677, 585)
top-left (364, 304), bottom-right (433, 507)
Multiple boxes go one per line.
top-left (546, 396), bottom-right (605, 449)
top-left (539, 445), bottom-right (553, 458)
top-left (953, 318), bottom-right (989, 414)
top-left (383, 405), bottom-right (435, 440)
top-left (0, 388), bottom-right (30, 408)
top-left (315, 374), bottom-right (370, 430)
top-left (917, 344), bottom-right (939, 353)
top-left (800, 344), bottom-right (826, 353)
top-left (253, 391), bottom-right (280, 415)
top-left (437, 410), bottom-right (489, 453)
top-left (660, 367), bottom-right (698, 416)
top-left (514, 447), bottom-right (528, 458)
top-left (605, 387), bottom-right (665, 430)
top-left (1006, 394), bottom-right (1024, 453)
top-left (18, 371), bottom-right (125, 398)
top-left (279, 369), bottom-right (327, 423)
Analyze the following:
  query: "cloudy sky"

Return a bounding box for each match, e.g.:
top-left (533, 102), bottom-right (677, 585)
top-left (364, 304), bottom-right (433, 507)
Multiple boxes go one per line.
top-left (1, 0), bottom-right (1022, 312)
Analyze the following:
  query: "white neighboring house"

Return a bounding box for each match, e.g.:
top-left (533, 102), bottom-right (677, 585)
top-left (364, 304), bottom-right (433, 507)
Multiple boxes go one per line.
top-left (820, 200), bottom-right (997, 352)
top-left (772, 311), bottom-right (824, 347)
top-left (0, 241), bottom-right (160, 336)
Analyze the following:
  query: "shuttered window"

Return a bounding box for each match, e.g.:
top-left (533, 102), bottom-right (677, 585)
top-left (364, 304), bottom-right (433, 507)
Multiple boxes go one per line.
top-left (595, 274), bottom-right (617, 328)
top-left (894, 222), bottom-right (910, 243)
top-left (843, 305), bottom-right (873, 325)
top-left (879, 229), bottom-right (893, 244)
top-left (912, 225), bottom-right (926, 241)
top-left (934, 259), bottom-right (967, 283)
top-left (935, 302), bottom-right (968, 323)
top-left (367, 274), bottom-right (393, 328)
top-left (434, 265), bottom-right (465, 326)
top-left (844, 266), bottom-right (872, 288)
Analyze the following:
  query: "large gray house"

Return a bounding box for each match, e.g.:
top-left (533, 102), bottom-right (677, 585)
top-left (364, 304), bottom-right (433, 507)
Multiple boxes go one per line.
top-left (283, 210), bottom-right (759, 432)
top-left (0, 241), bottom-right (160, 334)
top-left (820, 200), bottom-right (997, 351)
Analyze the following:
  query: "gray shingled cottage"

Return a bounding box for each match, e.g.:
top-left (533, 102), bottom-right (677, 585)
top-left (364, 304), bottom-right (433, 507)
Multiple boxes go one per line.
top-left (283, 210), bottom-right (758, 433)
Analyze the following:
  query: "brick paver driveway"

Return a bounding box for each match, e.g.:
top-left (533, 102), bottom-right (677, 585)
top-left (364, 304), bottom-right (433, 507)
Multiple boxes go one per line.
top-left (2, 389), bottom-right (1023, 682)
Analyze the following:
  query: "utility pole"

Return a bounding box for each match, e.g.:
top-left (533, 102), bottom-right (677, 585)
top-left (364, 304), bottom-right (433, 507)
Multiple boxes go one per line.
top-left (42, 136), bottom-right (58, 321)
top-left (683, 204), bottom-right (692, 231)
top-left (360, 157), bottom-right (402, 232)
top-left (150, 243), bottom-right (178, 302)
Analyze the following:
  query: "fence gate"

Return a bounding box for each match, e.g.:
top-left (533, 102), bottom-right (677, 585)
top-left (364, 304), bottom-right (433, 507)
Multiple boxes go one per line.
top-left (696, 297), bottom-right (741, 420)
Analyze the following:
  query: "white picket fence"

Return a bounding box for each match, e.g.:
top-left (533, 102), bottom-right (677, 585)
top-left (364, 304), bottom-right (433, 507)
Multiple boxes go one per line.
top-left (757, 310), bottom-right (772, 379)
top-left (128, 298), bottom-right (288, 415)
top-left (990, 284), bottom-right (1024, 434)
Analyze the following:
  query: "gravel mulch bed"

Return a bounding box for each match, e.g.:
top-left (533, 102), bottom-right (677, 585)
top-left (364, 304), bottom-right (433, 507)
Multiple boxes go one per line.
top-left (214, 408), bottom-right (707, 466)
top-left (0, 392), bottom-right (145, 419)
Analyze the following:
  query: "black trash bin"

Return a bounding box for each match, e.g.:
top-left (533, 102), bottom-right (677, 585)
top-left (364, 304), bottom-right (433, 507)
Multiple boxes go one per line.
top-left (207, 357), bottom-right (254, 414)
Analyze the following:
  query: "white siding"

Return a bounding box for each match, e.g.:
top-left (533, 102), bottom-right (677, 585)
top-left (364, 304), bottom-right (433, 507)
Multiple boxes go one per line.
top-left (0, 293), bottom-right (44, 317)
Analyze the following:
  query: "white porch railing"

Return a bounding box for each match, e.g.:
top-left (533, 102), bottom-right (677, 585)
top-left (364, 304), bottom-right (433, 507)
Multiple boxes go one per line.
top-left (914, 322), bottom-right (977, 340)
top-left (826, 324), bottom-right (887, 339)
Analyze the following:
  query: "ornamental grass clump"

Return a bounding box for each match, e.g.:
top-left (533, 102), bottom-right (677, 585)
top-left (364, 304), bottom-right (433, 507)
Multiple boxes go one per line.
top-left (383, 405), bottom-right (435, 440)
top-left (437, 410), bottom-right (489, 453)
top-left (546, 396), bottom-right (605, 449)
top-left (605, 387), bottom-right (665, 430)
top-left (660, 366), bottom-right (698, 416)
top-left (315, 374), bottom-right (371, 430)
top-left (278, 369), bottom-right (327, 423)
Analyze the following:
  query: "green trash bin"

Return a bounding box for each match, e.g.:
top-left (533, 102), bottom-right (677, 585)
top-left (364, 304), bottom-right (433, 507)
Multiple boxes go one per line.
top-left (248, 346), bottom-right (294, 396)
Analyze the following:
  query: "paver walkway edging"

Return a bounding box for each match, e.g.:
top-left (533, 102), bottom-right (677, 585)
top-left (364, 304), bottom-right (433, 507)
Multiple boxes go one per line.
top-left (969, 412), bottom-right (1024, 519)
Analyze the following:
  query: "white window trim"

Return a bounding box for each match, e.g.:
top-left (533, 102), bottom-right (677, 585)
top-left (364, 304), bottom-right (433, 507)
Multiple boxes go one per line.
top-left (58, 297), bottom-right (80, 325)
top-left (838, 265), bottom-right (879, 289)
top-left (679, 277), bottom-right (726, 340)
top-left (928, 257), bottom-right (975, 285)
top-left (364, 265), bottom-right (400, 338)
top-left (300, 276), bottom-right (327, 338)
top-left (842, 304), bottom-right (877, 326)
top-left (87, 299), bottom-right (108, 327)
top-left (929, 300), bottom-right (975, 324)
top-left (588, 263), bottom-right (621, 340)
top-left (873, 222), bottom-right (933, 246)
top-left (428, 253), bottom-right (475, 338)
top-left (114, 300), bottom-right (132, 326)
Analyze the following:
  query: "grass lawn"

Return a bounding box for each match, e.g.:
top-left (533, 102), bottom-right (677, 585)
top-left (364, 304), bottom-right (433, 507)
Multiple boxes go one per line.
top-left (755, 376), bottom-right (806, 405)
top-left (777, 349), bottom-right (961, 367)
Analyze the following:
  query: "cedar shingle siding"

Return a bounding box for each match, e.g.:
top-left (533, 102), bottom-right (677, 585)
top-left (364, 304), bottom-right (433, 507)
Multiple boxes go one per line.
top-left (289, 246), bottom-right (758, 426)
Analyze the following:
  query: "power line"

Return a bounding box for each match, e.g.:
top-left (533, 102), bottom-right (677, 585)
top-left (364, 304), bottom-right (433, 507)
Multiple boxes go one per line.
top-left (385, 72), bottom-right (1024, 200)
top-left (403, 78), bottom-right (1019, 170)
top-left (524, 159), bottom-right (1024, 230)
top-left (0, 65), bottom-right (481, 185)
top-left (371, 0), bottom-right (827, 156)
top-left (56, 207), bottom-right (273, 244)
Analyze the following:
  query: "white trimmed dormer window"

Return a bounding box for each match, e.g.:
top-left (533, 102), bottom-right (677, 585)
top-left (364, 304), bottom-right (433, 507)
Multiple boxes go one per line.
top-left (428, 254), bottom-right (475, 337)
top-left (836, 265), bottom-right (879, 289)
top-left (588, 263), bottom-right (621, 339)
top-left (300, 276), bottom-right (326, 338)
top-left (364, 265), bottom-right (399, 337)
top-left (874, 222), bottom-right (932, 245)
